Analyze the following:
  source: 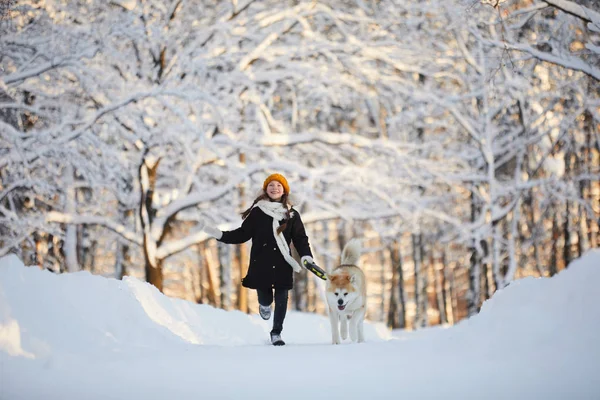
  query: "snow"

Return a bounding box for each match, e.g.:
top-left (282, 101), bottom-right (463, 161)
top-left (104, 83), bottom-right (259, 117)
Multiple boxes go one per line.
top-left (1, 251), bottom-right (600, 400)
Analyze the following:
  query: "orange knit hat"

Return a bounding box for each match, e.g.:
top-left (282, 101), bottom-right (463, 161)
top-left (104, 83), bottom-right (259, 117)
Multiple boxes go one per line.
top-left (263, 173), bottom-right (290, 194)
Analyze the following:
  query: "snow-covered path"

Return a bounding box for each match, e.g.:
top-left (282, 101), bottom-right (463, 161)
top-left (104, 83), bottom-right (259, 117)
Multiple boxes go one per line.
top-left (1, 252), bottom-right (599, 400)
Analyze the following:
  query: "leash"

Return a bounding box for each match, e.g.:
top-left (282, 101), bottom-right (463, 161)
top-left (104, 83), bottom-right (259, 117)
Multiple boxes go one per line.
top-left (302, 259), bottom-right (328, 280)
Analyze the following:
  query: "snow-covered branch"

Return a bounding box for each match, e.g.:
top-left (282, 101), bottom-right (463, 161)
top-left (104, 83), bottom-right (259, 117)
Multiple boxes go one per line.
top-left (542, 0), bottom-right (600, 25)
top-left (501, 41), bottom-right (600, 81)
top-left (46, 212), bottom-right (142, 246)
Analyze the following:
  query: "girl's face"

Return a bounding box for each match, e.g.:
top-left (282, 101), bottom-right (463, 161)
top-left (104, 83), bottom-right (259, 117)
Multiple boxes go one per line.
top-left (266, 181), bottom-right (284, 201)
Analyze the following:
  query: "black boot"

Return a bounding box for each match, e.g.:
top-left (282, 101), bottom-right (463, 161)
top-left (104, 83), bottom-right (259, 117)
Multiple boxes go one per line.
top-left (270, 332), bottom-right (285, 346)
top-left (270, 288), bottom-right (288, 346)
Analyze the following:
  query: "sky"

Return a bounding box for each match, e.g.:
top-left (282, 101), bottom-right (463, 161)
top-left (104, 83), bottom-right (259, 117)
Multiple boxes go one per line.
top-left (1, 250), bottom-right (599, 400)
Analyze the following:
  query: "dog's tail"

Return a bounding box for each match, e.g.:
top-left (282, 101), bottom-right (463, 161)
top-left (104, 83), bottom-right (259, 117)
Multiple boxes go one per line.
top-left (340, 238), bottom-right (361, 266)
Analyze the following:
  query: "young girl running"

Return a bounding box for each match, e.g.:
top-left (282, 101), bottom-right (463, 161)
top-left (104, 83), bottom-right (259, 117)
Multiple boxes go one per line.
top-left (201, 173), bottom-right (325, 346)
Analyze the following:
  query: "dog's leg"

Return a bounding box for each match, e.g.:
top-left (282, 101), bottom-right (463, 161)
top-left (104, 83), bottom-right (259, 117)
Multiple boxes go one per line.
top-left (340, 313), bottom-right (348, 340)
top-left (348, 312), bottom-right (358, 342)
top-left (329, 308), bottom-right (341, 345)
top-left (356, 308), bottom-right (366, 343)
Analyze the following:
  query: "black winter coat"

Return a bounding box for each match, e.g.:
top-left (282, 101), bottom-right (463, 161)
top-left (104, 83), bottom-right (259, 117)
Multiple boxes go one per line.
top-left (218, 206), bottom-right (313, 290)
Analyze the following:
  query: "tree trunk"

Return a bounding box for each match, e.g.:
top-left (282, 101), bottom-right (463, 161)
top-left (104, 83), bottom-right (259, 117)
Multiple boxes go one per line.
top-left (387, 240), bottom-right (405, 329)
top-left (419, 236), bottom-right (428, 327)
top-left (115, 208), bottom-right (132, 280)
top-left (203, 242), bottom-right (220, 307)
top-left (115, 239), bottom-right (127, 280)
top-left (290, 238), bottom-right (305, 311)
top-left (77, 225), bottom-right (85, 271)
top-left (237, 152), bottom-right (249, 313)
top-left (412, 234), bottom-right (420, 328)
top-left (396, 241), bottom-right (406, 329)
top-left (441, 250), bottom-right (454, 325)
top-left (468, 241), bottom-right (481, 316)
top-left (491, 222), bottom-right (503, 290)
top-left (583, 110), bottom-right (598, 249)
top-left (549, 211), bottom-right (559, 276)
top-left (563, 152), bottom-right (572, 269)
top-left (337, 218), bottom-right (355, 254)
top-left (87, 239), bottom-right (97, 274)
top-left (219, 241), bottom-right (232, 310)
top-left (525, 191), bottom-right (544, 276)
top-left (144, 257), bottom-right (163, 292)
top-left (428, 250), bottom-right (439, 324)
top-left (64, 164), bottom-right (79, 273)
top-left (139, 151), bottom-right (163, 291)
top-left (192, 243), bottom-right (203, 303)
top-left (481, 255), bottom-right (490, 302)
top-left (467, 190), bottom-right (481, 316)
top-left (563, 200), bottom-right (572, 269)
top-left (387, 243), bottom-right (398, 329)
top-left (505, 200), bottom-right (520, 285)
top-left (576, 141), bottom-right (590, 256)
top-left (434, 248), bottom-right (448, 325)
top-left (448, 262), bottom-right (458, 324)
top-left (51, 234), bottom-right (63, 273)
top-left (293, 270), bottom-right (308, 311)
top-left (237, 244), bottom-right (249, 312)
top-left (379, 241), bottom-right (387, 322)
top-left (412, 233), bottom-right (428, 328)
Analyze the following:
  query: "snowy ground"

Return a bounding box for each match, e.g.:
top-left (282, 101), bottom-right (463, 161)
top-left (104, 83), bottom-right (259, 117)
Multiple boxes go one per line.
top-left (1, 251), bottom-right (599, 400)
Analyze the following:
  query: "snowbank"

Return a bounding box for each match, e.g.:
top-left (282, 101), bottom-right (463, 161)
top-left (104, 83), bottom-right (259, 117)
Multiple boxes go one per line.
top-left (0, 253), bottom-right (387, 352)
top-left (1, 250), bottom-right (599, 400)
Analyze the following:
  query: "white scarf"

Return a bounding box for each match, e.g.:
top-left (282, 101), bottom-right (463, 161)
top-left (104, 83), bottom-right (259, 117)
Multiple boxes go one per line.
top-left (255, 200), bottom-right (301, 273)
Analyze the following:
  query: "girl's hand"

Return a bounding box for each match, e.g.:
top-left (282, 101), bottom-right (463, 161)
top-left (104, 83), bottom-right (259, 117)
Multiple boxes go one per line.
top-left (199, 219), bottom-right (223, 239)
top-left (301, 256), bottom-right (327, 280)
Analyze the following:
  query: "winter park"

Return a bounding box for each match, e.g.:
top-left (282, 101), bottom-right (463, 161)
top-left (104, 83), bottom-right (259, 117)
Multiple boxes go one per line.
top-left (1, 0), bottom-right (600, 399)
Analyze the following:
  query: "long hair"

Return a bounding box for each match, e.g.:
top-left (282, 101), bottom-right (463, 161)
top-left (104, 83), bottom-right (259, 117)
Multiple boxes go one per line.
top-left (241, 191), bottom-right (292, 234)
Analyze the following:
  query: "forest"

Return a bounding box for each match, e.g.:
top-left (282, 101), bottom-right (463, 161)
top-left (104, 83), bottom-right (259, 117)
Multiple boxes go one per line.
top-left (1, 0), bottom-right (598, 329)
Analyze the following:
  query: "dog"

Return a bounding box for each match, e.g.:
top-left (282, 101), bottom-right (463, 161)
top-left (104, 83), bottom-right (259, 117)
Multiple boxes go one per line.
top-left (326, 238), bottom-right (366, 344)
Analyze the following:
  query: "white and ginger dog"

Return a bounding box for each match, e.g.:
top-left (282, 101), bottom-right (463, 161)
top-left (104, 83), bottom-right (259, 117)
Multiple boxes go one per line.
top-left (326, 239), bottom-right (366, 344)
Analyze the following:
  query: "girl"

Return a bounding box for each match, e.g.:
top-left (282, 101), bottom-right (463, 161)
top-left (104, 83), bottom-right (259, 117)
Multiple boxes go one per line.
top-left (201, 173), bottom-right (324, 346)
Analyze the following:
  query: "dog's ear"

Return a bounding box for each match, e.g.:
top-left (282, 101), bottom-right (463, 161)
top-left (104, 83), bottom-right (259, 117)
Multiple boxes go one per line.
top-left (349, 274), bottom-right (356, 284)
